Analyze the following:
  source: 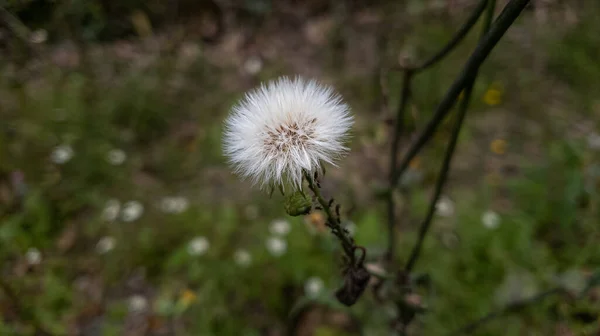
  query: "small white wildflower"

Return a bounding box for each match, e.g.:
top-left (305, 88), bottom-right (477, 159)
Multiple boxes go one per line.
top-left (128, 295), bottom-right (148, 313)
top-left (102, 199), bottom-right (120, 221)
top-left (96, 236), bottom-right (116, 254)
top-left (482, 210), bottom-right (501, 229)
top-left (304, 277), bottom-right (324, 298)
top-left (159, 196), bottom-right (189, 214)
top-left (435, 196), bottom-right (455, 217)
top-left (266, 237), bottom-right (287, 257)
top-left (344, 221), bottom-right (357, 236)
top-left (51, 144), bottom-right (74, 164)
top-left (106, 149), bottom-right (127, 165)
top-left (243, 56), bottom-right (263, 75)
top-left (223, 76), bottom-right (353, 190)
top-left (269, 219), bottom-right (291, 236)
top-left (365, 262), bottom-right (386, 276)
top-left (29, 29), bottom-right (48, 44)
top-left (25, 248), bottom-right (42, 265)
top-left (587, 132), bottom-right (600, 150)
top-left (121, 201), bottom-right (144, 222)
top-left (234, 249), bottom-right (252, 267)
top-left (187, 237), bottom-right (210, 256)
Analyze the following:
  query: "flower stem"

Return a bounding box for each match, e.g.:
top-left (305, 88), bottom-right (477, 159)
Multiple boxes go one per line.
top-left (303, 171), bottom-right (356, 261)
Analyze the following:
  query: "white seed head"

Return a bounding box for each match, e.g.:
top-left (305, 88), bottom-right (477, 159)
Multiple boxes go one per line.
top-left (266, 237), bottom-right (287, 257)
top-left (107, 149), bottom-right (127, 165)
top-left (269, 219), bottom-right (291, 236)
top-left (25, 248), bottom-right (42, 265)
top-left (304, 276), bottom-right (324, 298)
top-left (51, 144), bottom-right (74, 164)
top-left (121, 201), bottom-right (144, 222)
top-left (223, 76), bottom-right (353, 190)
top-left (234, 249), bottom-right (252, 267)
top-left (187, 236), bottom-right (210, 256)
top-left (482, 210), bottom-right (501, 229)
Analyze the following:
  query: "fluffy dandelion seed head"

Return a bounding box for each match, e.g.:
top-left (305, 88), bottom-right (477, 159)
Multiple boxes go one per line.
top-left (223, 76), bottom-right (353, 190)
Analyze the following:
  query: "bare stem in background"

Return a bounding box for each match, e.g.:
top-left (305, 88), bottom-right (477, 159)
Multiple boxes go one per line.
top-left (385, 69), bottom-right (412, 263)
top-left (384, 0), bottom-right (488, 264)
top-left (391, 0), bottom-right (531, 190)
top-left (404, 0), bottom-right (498, 274)
top-left (406, 0), bottom-right (489, 73)
top-left (452, 287), bottom-right (564, 335)
top-left (454, 269), bottom-right (600, 334)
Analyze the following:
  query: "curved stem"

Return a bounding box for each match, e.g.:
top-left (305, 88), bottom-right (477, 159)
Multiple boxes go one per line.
top-left (391, 0), bottom-right (530, 190)
top-left (403, 0), bottom-right (499, 273)
top-left (303, 172), bottom-right (355, 260)
top-left (404, 78), bottom-right (474, 273)
top-left (451, 287), bottom-right (564, 335)
top-left (410, 0), bottom-right (489, 72)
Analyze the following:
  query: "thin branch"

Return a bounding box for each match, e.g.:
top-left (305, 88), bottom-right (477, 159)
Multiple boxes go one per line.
top-left (454, 269), bottom-right (600, 335)
top-left (404, 78), bottom-right (475, 273)
top-left (408, 0), bottom-right (489, 72)
top-left (404, 0), bottom-right (498, 274)
top-left (391, 0), bottom-right (531, 190)
top-left (451, 287), bottom-right (565, 335)
top-left (385, 69), bottom-right (413, 263)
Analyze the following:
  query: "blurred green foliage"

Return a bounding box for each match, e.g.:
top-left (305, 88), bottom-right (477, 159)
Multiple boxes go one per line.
top-left (1, 1), bottom-right (599, 335)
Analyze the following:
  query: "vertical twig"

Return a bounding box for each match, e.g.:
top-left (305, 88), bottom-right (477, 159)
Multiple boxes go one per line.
top-left (410, 0), bottom-right (490, 72)
top-left (404, 0), bottom-right (499, 274)
top-left (391, 0), bottom-right (531, 189)
top-left (383, 0), bottom-right (489, 265)
top-left (385, 69), bottom-right (413, 263)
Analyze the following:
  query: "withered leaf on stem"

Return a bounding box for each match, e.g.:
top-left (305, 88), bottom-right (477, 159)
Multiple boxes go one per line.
top-left (335, 265), bottom-right (371, 306)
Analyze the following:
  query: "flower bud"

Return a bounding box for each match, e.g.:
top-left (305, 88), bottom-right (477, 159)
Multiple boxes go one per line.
top-left (284, 191), bottom-right (312, 217)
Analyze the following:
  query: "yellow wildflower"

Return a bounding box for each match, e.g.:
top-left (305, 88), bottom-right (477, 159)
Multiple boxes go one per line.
top-left (483, 82), bottom-right (503, 106)
top-left (178, 289), bottom-right (197, 308)
top-left (409, 157), bottom-right (421, 170)
top-left (490, 139), bottom-right (507, 155)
